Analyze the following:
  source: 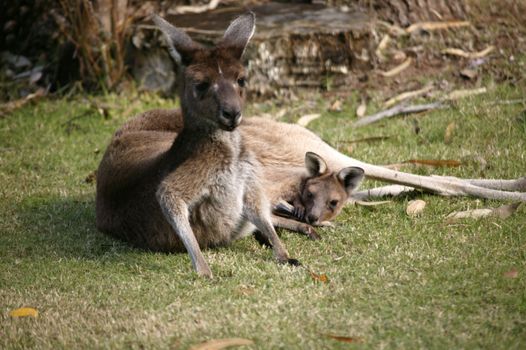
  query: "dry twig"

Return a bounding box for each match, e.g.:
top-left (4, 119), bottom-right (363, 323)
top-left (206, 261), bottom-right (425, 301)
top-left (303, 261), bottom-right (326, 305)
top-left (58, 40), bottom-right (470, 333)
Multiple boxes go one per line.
top-left (441, 46), bottom-right (495, 59)
top-left (384, 85), bottom-right (433, 107)
top-left (406, 21), bottom-right (471, 33)
top-left (379, 57), bottom-right (412, 77)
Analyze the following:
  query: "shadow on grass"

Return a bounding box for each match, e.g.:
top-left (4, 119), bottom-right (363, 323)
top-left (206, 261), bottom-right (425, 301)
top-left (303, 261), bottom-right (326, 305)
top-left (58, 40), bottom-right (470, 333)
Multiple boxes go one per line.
top-left (15, 195), bottom-right (137, 260)
top-left (14, 195), bottom-right (272, 266)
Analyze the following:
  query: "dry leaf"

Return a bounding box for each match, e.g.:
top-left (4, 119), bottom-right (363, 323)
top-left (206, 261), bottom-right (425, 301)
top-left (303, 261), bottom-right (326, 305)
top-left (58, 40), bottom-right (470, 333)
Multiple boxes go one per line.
top-left (379, 57), bottom-right (412, 77)
top-left (356, 101), bottom-right (367, 118)
top-left (309, 271), bottom-right (329, 283)
top-left (460, 68), bottom-right (478, 80)
top-left (9, 307), bottom-right (38, 318)
top-left (445, 203), bottom-right (521, 223)
top-left (444, 122), bottom-right (456, 144)
top-left (406, 199), bottom-right (426, 216)
top-left (323, 334), bottom-right (363, 343)
top-left (404, 159), bottom-right (461, 167)
top-left (236, 285), bottom-right (255, 296)
top-left (85, 170), bottom-right (97, 184)
top-left (503, 268), bottom-right (518, 279)
top-left (329, 100), bottom-right (343, 112)
top-left (297, 113), bottom-right (321, 127)
top-left (189, 338), bottom-right (254, 350)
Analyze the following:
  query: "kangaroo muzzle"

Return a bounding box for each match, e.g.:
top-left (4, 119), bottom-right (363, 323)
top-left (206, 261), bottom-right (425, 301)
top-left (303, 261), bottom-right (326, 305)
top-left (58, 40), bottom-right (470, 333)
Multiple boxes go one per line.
top-left (219, 108), bottom-right (242, 131)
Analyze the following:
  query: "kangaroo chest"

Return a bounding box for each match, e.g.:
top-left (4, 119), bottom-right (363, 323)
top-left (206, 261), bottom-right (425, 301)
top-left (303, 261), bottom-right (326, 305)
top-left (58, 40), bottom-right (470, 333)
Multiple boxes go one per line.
top-left (187, 138), bottom-right (255, 247)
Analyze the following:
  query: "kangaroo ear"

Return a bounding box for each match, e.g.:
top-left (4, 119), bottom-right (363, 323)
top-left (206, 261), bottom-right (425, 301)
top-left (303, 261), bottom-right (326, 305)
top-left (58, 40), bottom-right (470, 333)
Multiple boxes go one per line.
top-left (305, 152), bottom-right (328, 177)
top-left (219, 12), bottom-right (256, 59)
top-left (152, 14), bottom-right (202, 66)
top-left (337, 167), bottom-right (365, 195)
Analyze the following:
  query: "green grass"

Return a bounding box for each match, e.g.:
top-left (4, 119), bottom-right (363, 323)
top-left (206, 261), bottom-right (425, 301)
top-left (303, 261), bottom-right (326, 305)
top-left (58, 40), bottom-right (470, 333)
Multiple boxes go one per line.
top-left (1, 85), bottom-right (525, 349)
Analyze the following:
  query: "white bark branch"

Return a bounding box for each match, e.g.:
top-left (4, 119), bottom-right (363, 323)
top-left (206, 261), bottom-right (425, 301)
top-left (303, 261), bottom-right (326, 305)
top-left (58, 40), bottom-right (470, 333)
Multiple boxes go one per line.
top-left (353, 102), bottom-right (446, 127)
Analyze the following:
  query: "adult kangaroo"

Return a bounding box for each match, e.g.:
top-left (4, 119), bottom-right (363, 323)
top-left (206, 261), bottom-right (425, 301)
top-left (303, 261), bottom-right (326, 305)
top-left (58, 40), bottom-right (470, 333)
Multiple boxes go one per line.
top-left (110, 106), bottom-right (366, 240)
top-left (96, 12), bottom-right (299, 278)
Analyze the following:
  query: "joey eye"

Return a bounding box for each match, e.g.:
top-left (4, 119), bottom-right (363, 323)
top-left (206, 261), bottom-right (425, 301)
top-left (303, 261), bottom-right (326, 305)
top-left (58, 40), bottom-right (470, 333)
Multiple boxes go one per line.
top-left (195, 82), bottom-right (210, 94)
top-left (329, 200), bottom-right (339, 208)
top-left (237, 77), bottom-right (246, 88)
top-left (306, 191), bottom-right (314, 199)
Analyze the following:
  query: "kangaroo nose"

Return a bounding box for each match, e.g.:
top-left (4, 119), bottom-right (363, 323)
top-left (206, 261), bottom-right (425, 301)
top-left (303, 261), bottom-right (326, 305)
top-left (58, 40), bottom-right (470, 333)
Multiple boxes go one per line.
top-left (220, 108), bottom-right (242, 129)
top-left (306, 214), bottom-right (319, 224)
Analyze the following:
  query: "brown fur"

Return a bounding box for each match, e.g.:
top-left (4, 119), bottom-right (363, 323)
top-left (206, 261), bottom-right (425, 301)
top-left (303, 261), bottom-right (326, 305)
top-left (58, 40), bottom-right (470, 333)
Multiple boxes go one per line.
top-left (108, 108), bottom-right (365, 240)
top-left (96, 13), bottom-right (297, 278)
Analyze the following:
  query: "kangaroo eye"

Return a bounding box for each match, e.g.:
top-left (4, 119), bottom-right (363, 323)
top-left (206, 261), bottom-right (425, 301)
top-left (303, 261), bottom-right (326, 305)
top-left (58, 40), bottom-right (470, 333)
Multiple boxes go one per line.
top-left (237, 77), bottom-right (246, 88)
top-left (329, 200), bottom-right (339, 208)
top-left (306, 191), bottom-right (314, 199)
top-left (195, 81), bottom-right (210, 94)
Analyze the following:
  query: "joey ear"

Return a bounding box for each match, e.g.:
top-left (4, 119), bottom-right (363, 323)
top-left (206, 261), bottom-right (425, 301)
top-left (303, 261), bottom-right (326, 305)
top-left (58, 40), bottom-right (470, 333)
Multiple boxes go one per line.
top-left (305, 152), bottom-right (328, 177)
top-left (152, 14), bottom-right (202, 65)
top-left (219, 12), bottom-right (256, 59)
top-left (337, 167), bottom-right (365, 195)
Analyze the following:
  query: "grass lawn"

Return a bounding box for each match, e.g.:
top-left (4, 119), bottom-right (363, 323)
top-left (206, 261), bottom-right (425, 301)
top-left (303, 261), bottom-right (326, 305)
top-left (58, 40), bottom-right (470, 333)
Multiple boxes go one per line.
top-left (1, 84), bottom-right (525, 349)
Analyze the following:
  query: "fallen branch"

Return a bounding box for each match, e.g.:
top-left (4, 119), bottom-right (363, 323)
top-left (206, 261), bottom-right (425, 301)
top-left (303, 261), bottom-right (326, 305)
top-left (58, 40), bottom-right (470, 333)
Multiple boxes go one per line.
top-left (352, 185), bottom-right (416, 200)
top-left (353, 102), bottom-right (445, 127)
top-left (0, 88), bottom-right (47, 118)
top-left (351, 177), bottom-right (526, 201)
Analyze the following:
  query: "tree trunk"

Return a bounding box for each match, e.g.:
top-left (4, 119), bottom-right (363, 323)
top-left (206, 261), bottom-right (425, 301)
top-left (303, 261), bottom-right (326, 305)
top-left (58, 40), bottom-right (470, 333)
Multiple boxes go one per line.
top-left (338, 0), bottom-right (470, 26)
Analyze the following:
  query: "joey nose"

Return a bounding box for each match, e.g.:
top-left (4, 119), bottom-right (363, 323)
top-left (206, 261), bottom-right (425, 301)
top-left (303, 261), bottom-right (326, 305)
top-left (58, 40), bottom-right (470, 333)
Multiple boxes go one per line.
top-left (306, 214), bottom-right (319, 224)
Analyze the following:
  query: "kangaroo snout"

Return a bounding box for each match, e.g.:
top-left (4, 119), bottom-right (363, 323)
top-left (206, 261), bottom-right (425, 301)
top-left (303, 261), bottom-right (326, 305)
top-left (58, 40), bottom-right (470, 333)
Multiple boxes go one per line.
top-left (219, 107), bottom-right (242, 130)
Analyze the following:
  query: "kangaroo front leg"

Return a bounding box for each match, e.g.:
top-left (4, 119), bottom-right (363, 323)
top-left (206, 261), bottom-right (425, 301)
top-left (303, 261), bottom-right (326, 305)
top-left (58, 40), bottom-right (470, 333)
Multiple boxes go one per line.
top-left (244, 188), bottom-right (300, 266)
top-left (271, 215), bottom-right (320, 240)
top-left (156, 189), bottom-right (212, 278)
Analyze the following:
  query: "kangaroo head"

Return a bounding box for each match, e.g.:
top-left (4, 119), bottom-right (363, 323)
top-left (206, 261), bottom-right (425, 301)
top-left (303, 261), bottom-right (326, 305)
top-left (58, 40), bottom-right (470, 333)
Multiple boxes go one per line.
top-left (301, 152), bottom-right (364, 225)
top-left (153, 12), bottom-right (255, 131)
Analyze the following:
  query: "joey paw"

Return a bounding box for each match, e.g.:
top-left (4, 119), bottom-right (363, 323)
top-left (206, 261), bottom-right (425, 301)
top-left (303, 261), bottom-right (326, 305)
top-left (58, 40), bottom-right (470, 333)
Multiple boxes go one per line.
top-left (293, 205), bottom-right (305, 220)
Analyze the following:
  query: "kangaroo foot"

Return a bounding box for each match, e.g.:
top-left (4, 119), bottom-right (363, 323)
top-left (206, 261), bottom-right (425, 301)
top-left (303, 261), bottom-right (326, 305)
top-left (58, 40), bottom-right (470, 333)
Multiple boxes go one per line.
top-left (287, 258), bottom-right (302, 266)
